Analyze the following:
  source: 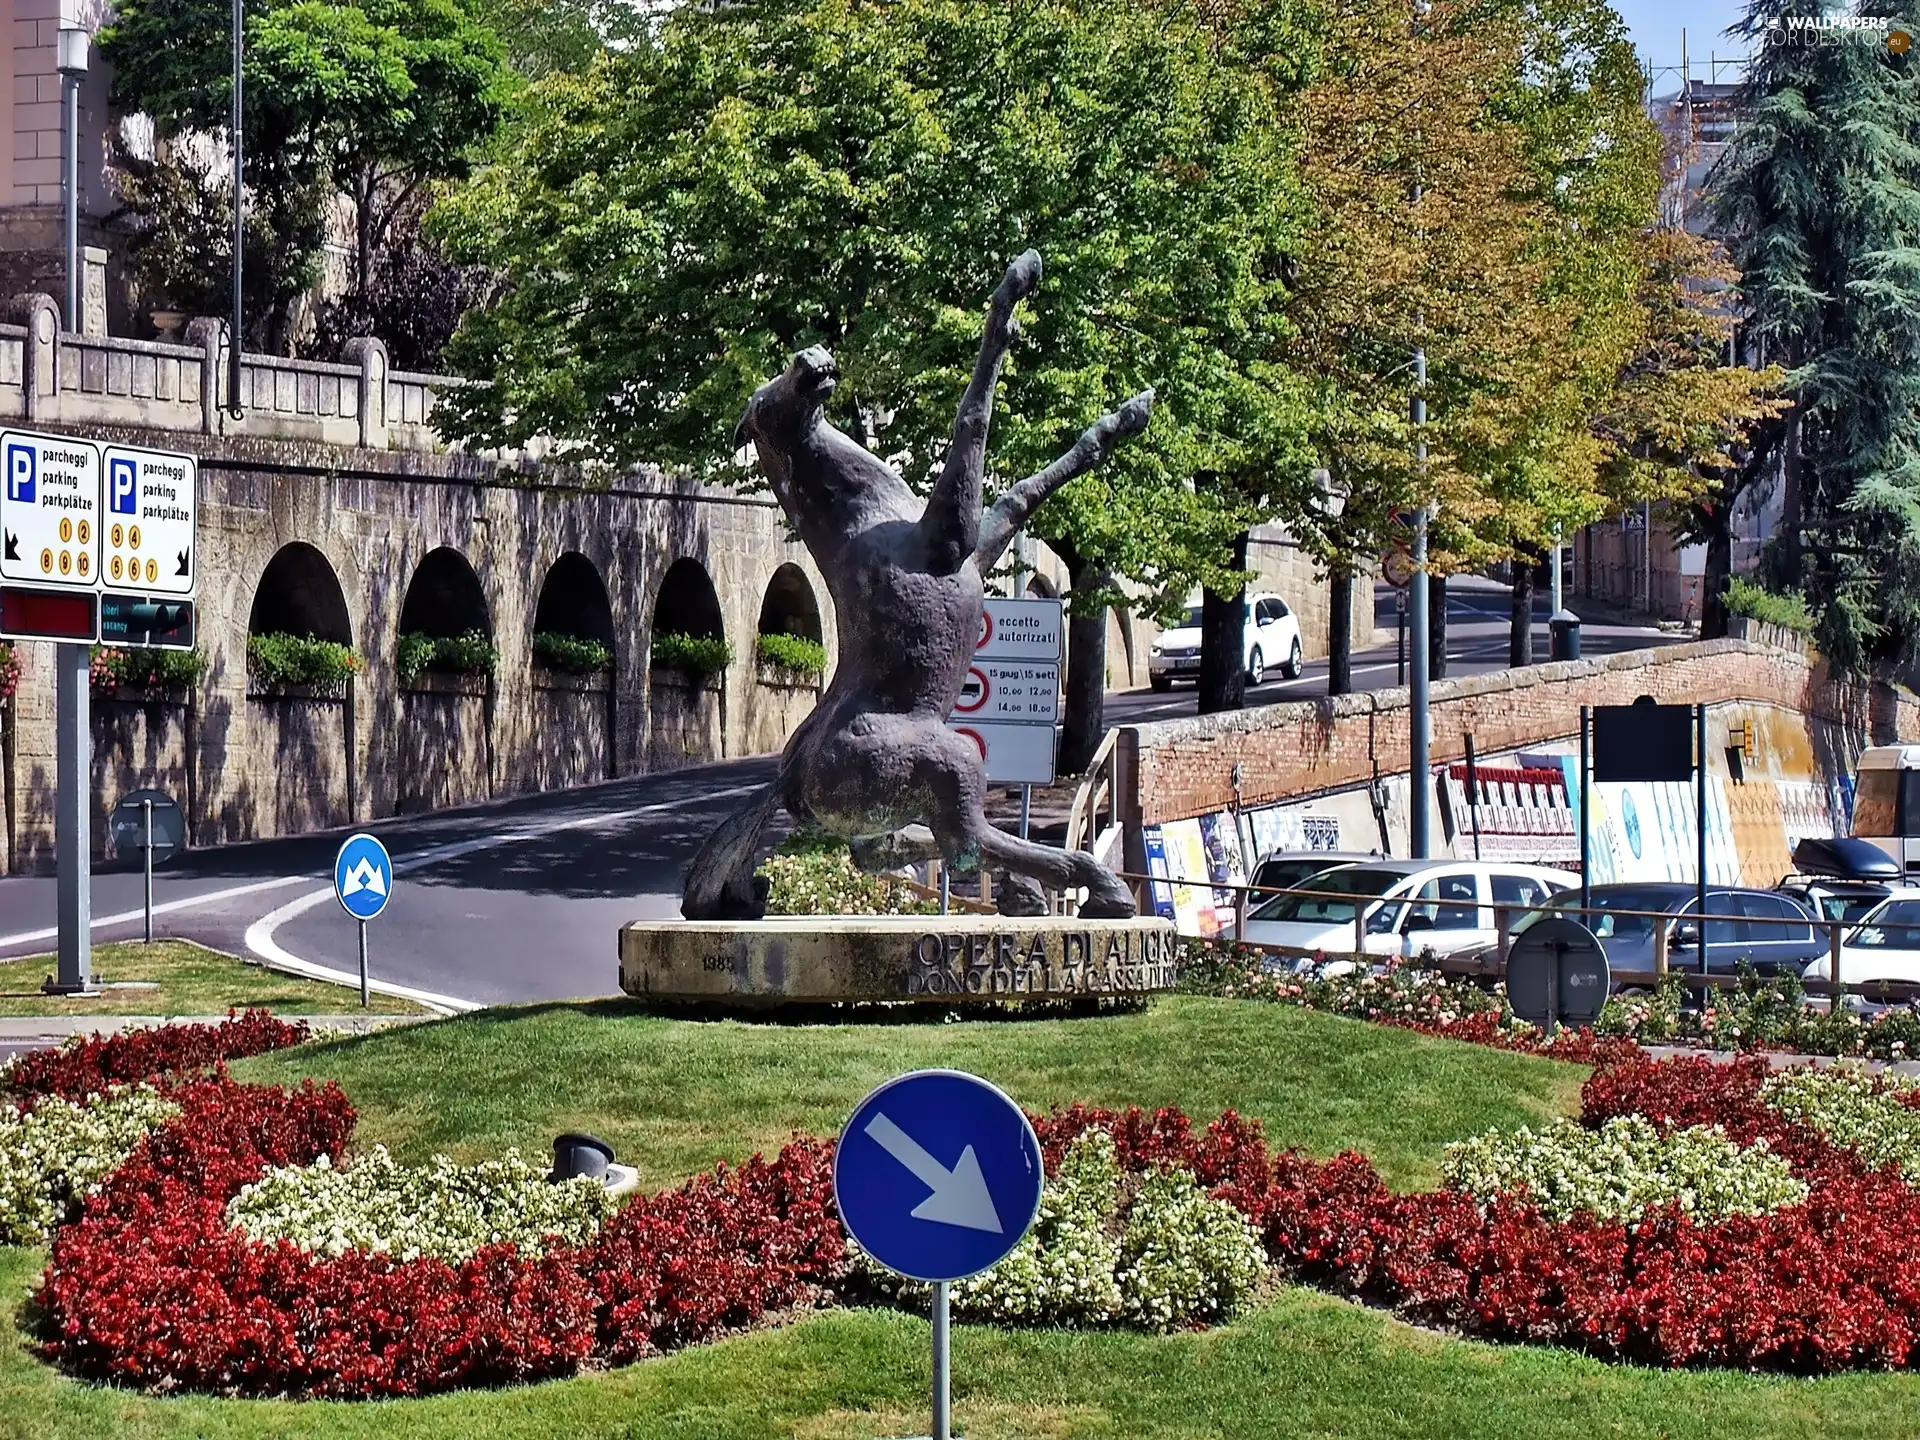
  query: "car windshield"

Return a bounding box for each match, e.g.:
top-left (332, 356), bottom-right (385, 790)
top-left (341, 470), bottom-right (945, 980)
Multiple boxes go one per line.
top-left (1250, 867), bottom-right (1402, 924)
top-left (1252, 858), bottom-right (1346, 894)
top-left (1511, 886), bottom-right (1677, 941)
top-left (1850, 900), bottom-right (1920, 949)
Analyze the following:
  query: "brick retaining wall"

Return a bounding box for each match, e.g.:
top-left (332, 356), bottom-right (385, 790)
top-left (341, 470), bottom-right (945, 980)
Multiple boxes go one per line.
top-left (1120, 640), bottom-right (1920, 827)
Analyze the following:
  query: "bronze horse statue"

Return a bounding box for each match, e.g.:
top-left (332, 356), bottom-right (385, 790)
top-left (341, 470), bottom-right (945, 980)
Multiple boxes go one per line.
top-left (682, 251), bottom-right (1150, 920)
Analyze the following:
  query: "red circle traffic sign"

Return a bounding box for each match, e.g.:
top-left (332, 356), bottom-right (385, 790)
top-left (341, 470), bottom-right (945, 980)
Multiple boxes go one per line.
top-left (953, 725), bottom-right (987, 759)
top-left (976, 612), bottom-right (994, 651)
top-left (954, 666), bottom-right (990, 713)
top-left (1382, 549), bottom-right (1415, 588)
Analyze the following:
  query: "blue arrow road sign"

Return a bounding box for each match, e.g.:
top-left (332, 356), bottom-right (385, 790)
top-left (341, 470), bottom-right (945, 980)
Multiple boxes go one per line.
top-left (333, 833), bottom-right (394, 922)
top-left (834, 1069), bottom-right (1044, 1283)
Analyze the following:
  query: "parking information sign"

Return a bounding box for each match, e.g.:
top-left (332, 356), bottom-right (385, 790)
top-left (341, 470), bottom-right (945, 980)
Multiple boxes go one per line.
top-left (103, 444), bottom-right (196, 596)
top-left (952, 598), bottom-right (1063, 785)
top-left (0, 432), bottom-right (100, 588)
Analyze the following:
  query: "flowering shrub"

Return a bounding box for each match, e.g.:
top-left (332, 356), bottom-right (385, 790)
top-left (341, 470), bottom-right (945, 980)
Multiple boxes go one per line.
top-left (532, 631), bottom-right (613, 674)
top-left (227, 1144), bottom-right (618, 1263)
top-left (5, 1011), bottom-right (310, 1102)
top-left (1178, 941), bottom-right (1638, 1066)
top-left (1117, 1165), bottom-right (1267, 1330)
top-left (90, 644), bottom-right (205, 694)
top-left (1183, 937), bottom-right (1920, 1064)
top-left (246, 632), bottom-right (363, 690)
top-left (759, 834), bottom-right (936, 916)
top-left (1760, 1067), bottom-right (1920, 1176)
top-left (1440, 1115), bottom-right (1805, 1225)
top-left (0, 1086), bottom-right (178, 1244)
top-left (0, 640), bottom-right (18, 702)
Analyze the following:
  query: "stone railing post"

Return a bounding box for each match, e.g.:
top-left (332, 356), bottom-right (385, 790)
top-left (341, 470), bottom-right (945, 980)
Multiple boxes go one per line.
top-left (184, 317), bottom-right (224, 434)
top-left (81, 247), bottom-right (107, 338)
top-left (343, 336), bottom-right (388, 449)
top-left (7, 293), bottom-right (58, 422)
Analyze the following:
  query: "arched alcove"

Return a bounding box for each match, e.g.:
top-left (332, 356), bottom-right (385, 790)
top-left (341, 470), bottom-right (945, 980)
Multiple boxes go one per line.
top-left (756, 562), bottom-right (822, 643)
top-left (398, 547), bottom-right (490, 639)
top-left (533, 552), bottom-right (615, 647)
top-left (652, 557), bottom-right (725, 644)
top-left (248, 542), bottom-right (352, 644)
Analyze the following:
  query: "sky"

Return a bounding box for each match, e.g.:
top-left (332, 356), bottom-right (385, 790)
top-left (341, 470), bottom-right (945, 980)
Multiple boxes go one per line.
top-left (1615, 0), bottom-right (1750, 82)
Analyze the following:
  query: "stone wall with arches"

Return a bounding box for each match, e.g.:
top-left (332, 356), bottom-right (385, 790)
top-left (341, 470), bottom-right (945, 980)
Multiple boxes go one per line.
top-left (1, 427), bottom-right (836, 869)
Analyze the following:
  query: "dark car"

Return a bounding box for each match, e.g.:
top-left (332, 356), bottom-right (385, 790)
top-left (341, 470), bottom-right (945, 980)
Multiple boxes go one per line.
top-left (1511, 882), bottom-right (1825, 977)
top-left (1776, 836), bottom-right (1919, 925)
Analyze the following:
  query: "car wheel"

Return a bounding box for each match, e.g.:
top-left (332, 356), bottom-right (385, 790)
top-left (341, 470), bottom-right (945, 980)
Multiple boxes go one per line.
top-left (1246, 646), bottom-right (1265, 687)
top-left (1282, 638), bottom-right (1303, 679)
top-left (1149, 674), bottom-right (1173, 693)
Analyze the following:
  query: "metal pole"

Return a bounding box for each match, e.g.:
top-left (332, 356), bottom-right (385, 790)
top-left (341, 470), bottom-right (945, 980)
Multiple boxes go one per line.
top-left (1550, 534), bottom-right (1564, 615)
top-left (1409, 506), bottom-right (1430, 858)
top-left (931, 1279), bottom-right (952, 1440)
top-left (358, 918), bottom-right (370, 1008)
top-left (1465, 733), bottom-right (1481, 861)
top-left (142, 799), bottom-right (154, 944)
top-left (229, 0), bottom-right (245, 418)
top-left (939, 865), bottom-right (950, 915)
top-left (63, 70), bottom-right (78, 329)
top-left (51, 644), bottom-right (91, 994)
top-left (1396, 592), bottom-right (1406, 687)
top-left (1578, 705), bottom-right (1591, 913)
top-left (1696, 703), bottom-right (1708, 975)
top-left (1019, 782), bottom-right (1032, 840)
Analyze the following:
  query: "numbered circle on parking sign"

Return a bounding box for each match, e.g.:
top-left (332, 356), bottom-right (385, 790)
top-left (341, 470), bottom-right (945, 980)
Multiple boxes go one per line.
top-left (333, 833), bottom-right (394, 922)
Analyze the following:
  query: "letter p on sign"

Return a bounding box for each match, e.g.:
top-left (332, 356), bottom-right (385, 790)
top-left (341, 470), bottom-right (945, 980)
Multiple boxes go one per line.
top-left (6, 443), bottom-right (32, 504)
top-left (109, 457), bottom-right (137, 515)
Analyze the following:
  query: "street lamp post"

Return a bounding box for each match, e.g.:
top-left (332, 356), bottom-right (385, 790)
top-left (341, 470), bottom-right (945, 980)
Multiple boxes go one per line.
top-left (57, 27), bottom-right (88, 332)
top-left (229, 0), bottom-right (245, 418)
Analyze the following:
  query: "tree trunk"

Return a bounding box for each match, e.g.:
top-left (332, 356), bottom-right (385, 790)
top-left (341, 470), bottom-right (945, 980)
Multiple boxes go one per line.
top-left (1699, 497), bottom-right (1734, 640)
top-left (1508, 552), bottom-right (1536, 668)
top-left (1198, 531), bottom-right (1250, 714)
top-left (1428, 572), bottom-right (1447, 681)
top-left (1328, 564), bottom-right (1353, 695)
top-left (1057, 547), bottom-right (1111, 775)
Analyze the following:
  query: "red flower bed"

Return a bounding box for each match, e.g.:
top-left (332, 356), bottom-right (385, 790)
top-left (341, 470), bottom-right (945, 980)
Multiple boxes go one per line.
top-left (7, 1011), bottom-right (311, 1102)
top-left (37, 1073), bottom-right (844, 1397)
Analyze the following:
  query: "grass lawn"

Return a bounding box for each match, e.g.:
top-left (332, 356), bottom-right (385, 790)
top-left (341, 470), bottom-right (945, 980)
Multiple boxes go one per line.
top-left (0, 941), bottom-right (429, 1017)
top-left (0, 996), bottom-right (1914, 1437)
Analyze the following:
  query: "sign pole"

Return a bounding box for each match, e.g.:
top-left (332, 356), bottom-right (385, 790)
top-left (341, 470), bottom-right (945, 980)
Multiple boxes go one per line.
top-left (1696, 703), bottom-right (1708, 976)
top-left (358, 919), bottom-right (370, 1008)
top-left (142, 798), bottom-right (153, 943)
top-left (1578, 705), bottom-right (1591, 913)
top-left (51, 641), bottom-right (90, 993)
top-left (1019, 783), bottom-right (1032, 840)
top-left (931, 1279), bottom-right (952, 1440)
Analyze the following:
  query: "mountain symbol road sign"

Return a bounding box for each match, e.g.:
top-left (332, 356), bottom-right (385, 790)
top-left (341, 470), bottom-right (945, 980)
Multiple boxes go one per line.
top-left (333, 833), bottom-right (394, 922)
top-left (864, 1112), bottom-right (1003, 1233)
top-left (340, 857), bottom-right (388, 900)
top-left (835, 1069), bottom-right (1043, 1283)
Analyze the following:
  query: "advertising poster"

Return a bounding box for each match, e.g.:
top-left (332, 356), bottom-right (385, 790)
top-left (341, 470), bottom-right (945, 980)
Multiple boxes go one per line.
top-left (1160, 819), bottom-right (1219, 937)
top-left (1140, 827), bottom-right (1177, 920)
top-left (1199, 811), bottom-right (1250, 913)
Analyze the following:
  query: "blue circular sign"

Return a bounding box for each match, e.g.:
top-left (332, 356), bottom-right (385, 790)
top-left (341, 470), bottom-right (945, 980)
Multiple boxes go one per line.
top-left (834, 1070), bottom-right (1044, 1284)
top-left (333, 833), bottom-right (394, 922)
top-left (1621, 792), bottom-right (1643, 859)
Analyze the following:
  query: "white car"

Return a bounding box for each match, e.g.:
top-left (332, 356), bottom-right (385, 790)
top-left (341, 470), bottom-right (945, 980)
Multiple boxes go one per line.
top-left (1148, 592), bottom-right (1302, 692)
top-left (1237, 860), bottom-right (1580, 961)
top-left (1804, 896), bottom-right (1920, 990)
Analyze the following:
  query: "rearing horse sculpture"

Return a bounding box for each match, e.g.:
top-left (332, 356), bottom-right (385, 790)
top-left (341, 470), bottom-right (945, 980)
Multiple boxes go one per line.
top-left (682, 251), bottom-right (1150, 920)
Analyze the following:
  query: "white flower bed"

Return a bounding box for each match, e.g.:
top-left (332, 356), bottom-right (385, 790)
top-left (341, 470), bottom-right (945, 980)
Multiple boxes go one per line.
top-left (0, 1086), bottom-right (178, 1245)
top-left (1762, 1066), bottom-right (1920, 1175)
top-left (1442, 1116), bottom-right (1806, 1225)
top-left (853, 1130), bottom-right (1267, 1331)
top-left (226, 1144), bottom-right (618, 1263)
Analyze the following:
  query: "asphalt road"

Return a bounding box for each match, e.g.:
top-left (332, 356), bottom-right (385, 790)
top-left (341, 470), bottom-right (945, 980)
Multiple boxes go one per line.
top-left (1104, 577), bottom-right (1672, 727)
top-left (0, 577), bottom-right (1676, 1011)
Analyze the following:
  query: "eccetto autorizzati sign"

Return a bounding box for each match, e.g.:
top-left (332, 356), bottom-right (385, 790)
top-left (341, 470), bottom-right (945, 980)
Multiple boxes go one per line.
top-left (618, 915), bottom-right (1178, 1006)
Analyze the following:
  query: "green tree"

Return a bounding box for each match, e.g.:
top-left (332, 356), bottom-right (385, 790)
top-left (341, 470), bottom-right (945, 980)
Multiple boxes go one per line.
top-left (102, 0), bottom-right (509, 353)
top-left (1716, 0), bottom-right (1920, 665)
top-left (436, 0), bottom-right (1317, 765)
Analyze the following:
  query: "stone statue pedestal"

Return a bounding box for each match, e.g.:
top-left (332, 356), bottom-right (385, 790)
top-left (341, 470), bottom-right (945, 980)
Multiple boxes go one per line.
top-left (619, 915), bottom-right (1178, 1007)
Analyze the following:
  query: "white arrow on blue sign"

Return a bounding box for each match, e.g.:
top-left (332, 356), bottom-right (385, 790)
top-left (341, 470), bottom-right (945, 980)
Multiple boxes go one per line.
top-left (333, 833), bottom-right (394, 922)
top-left (834, 1069), bottom-right (1044, 1283)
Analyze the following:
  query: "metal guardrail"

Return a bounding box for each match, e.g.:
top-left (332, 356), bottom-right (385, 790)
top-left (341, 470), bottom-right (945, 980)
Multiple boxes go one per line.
top-left (1112, 871), bottom-right (1920, 1004)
